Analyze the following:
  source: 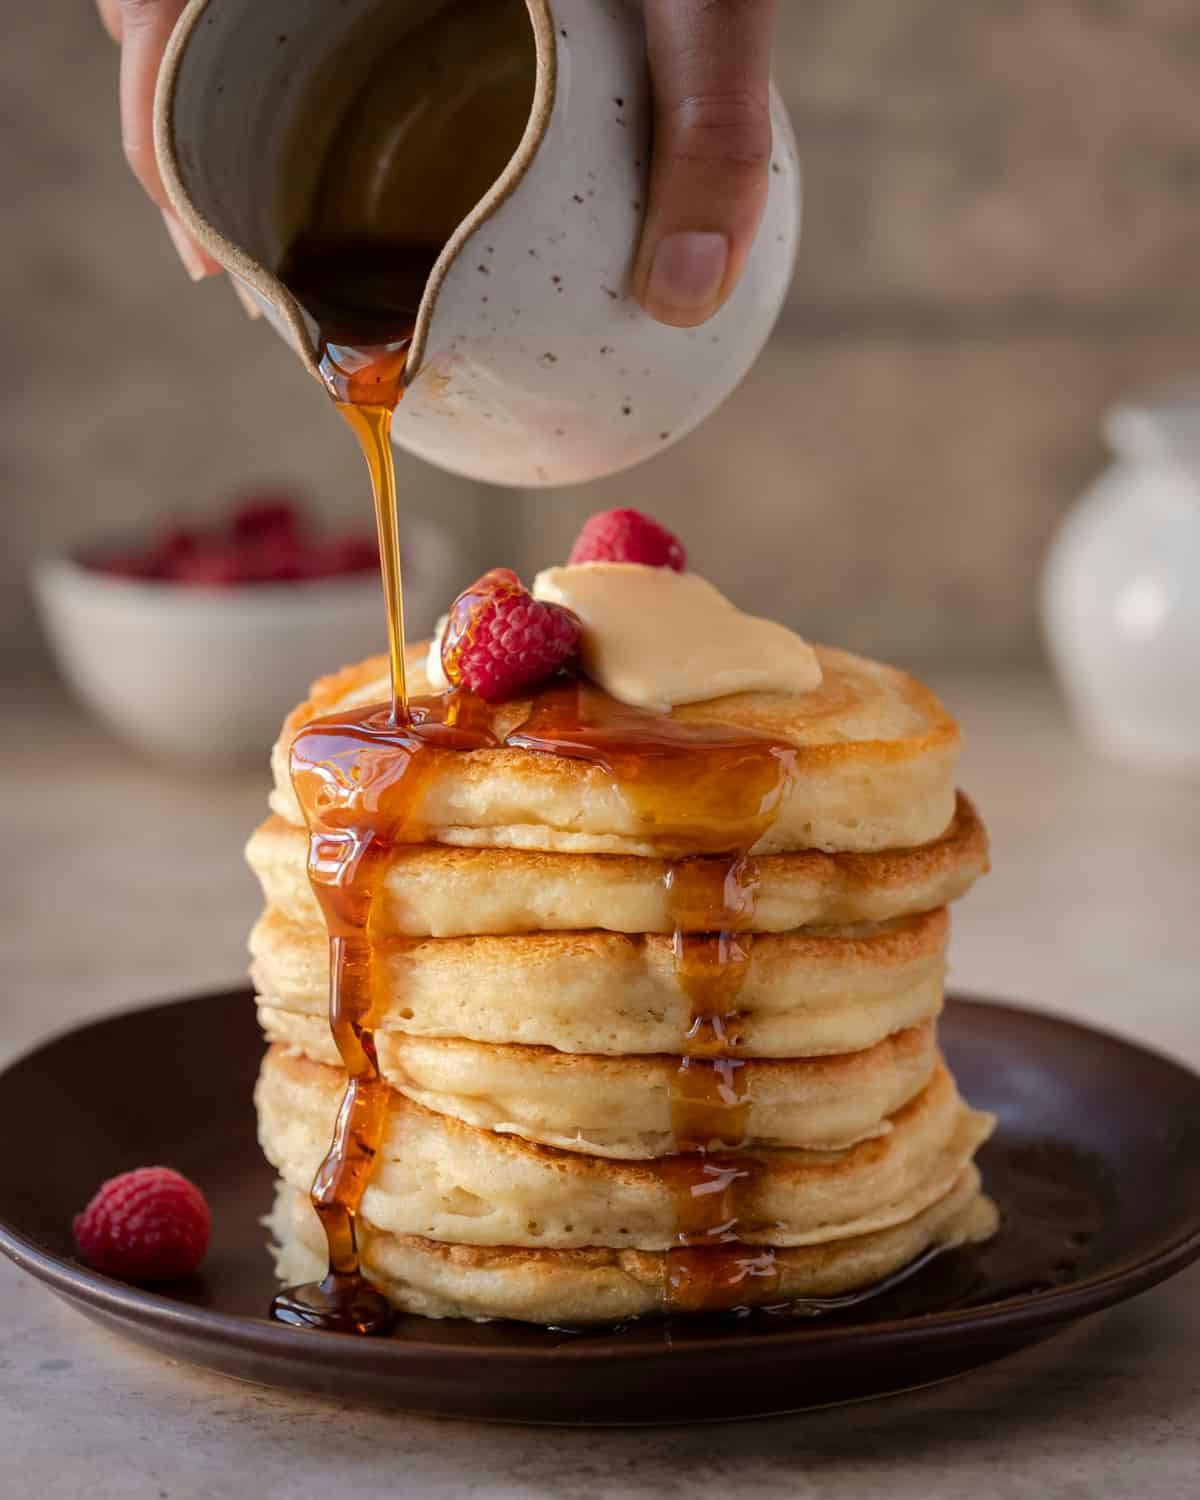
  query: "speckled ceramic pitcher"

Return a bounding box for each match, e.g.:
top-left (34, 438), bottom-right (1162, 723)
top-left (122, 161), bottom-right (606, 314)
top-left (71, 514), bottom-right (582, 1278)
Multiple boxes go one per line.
top-left (155, 0), bottom-right (801, 488)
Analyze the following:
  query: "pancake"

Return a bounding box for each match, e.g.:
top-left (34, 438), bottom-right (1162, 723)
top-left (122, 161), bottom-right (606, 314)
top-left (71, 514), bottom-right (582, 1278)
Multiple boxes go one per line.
top-left (268, 643), bottom-right (961, 855)
top-left (246, 794), bottom-right (987, 940)
top-left (256, 1048), bottom-right (993, 1251)
top-left (268, 1165), bottom-right (999, 1323)
top-left (251, 905), bottom-right (947, 1058)
top-left (258, 1012), bottom-right (939, 1155)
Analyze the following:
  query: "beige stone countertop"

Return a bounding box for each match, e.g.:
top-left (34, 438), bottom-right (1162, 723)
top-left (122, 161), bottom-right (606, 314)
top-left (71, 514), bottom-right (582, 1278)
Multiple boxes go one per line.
top-left (1, 669), bottom-right (1197, 1497)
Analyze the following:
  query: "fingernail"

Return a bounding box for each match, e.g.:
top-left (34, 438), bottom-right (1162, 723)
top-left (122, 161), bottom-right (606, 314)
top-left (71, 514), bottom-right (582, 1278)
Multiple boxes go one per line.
top-left (645, 232), bottom-right (729, 315)
top-left (161, 208), bottom-right (211, 283)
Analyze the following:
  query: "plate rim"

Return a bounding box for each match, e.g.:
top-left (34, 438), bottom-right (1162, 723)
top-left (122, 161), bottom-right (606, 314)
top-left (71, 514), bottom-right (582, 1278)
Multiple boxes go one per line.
top-left (2, 988), bottom-right (1199, 1367)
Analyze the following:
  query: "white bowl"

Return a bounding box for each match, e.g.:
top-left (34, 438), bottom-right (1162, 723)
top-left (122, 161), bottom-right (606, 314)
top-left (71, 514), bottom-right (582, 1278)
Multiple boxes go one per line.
top-left (33, 518), bottom-right (456, 768)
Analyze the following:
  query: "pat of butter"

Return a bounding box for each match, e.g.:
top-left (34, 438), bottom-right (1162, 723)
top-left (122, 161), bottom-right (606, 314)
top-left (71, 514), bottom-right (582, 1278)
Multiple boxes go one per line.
top-left (532, 562), bottom-right (822, 711)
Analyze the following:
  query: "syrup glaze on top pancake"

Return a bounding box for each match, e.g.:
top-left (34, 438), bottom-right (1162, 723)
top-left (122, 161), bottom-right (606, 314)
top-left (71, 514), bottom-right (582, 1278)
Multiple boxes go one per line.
top-left (268, 643), bottom-right (961, 856)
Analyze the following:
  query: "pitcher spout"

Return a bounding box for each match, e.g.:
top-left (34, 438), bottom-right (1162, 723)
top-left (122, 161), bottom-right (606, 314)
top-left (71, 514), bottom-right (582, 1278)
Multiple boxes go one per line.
top-left (157, 0), bottom-right (557, 390)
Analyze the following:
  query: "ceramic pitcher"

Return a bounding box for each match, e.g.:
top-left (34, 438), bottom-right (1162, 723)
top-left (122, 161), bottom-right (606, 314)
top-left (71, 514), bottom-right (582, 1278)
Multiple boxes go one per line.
top-left (155, 0), bottom-right (801, 489)
top-left (1042, 386), bottom-right (1200, 771)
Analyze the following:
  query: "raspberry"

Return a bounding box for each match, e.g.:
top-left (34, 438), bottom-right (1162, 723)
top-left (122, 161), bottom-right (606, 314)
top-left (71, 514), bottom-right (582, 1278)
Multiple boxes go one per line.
top-left (155, 524), bottom-right (202, 566)
top-left (80, 497), bottom-right (382, 588)
top-left (171, 544), bottom-right (246, 587)
top-left (73, 1167), bottom-right (211, 1282)
top-left (229, 494), bottom-right (303, 542)
top-left (441, 568), bottom-right (580, 702)
top-left (568, 508), bottom-right (686, 571)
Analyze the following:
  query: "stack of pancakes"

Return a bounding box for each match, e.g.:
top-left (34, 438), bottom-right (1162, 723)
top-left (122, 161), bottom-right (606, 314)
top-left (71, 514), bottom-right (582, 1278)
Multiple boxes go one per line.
top-left (248, 644), bottom-right (998, 1324)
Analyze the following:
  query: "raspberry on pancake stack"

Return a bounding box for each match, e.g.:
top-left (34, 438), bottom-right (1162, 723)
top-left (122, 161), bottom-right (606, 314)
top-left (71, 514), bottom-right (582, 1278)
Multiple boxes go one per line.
top-left (247, 511), bottom-right (998, 1326)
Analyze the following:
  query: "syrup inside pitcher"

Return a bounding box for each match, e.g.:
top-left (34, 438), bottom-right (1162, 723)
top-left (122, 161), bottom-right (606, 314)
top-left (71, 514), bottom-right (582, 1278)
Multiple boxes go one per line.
top-left (276, 0), bottom-right (536, 368)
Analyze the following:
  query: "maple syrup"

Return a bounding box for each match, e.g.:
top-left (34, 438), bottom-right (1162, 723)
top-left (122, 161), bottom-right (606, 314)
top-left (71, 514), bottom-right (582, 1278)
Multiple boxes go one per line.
top-left (508, 681), bottom-right (796, 857)
top-left (657, 846), bottom-right (779, 1307)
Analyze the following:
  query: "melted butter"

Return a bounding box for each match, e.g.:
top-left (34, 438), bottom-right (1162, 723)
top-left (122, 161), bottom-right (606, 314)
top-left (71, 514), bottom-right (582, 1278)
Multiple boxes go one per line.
top-left (532, 563), bottom-right (823, 711)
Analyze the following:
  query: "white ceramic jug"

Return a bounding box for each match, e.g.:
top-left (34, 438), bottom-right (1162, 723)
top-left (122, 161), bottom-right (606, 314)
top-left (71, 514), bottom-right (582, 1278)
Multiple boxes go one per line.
top-left (155, 0), bottom-right (801, 489)
top-left (1042, 386), bottom-right (1200, 772)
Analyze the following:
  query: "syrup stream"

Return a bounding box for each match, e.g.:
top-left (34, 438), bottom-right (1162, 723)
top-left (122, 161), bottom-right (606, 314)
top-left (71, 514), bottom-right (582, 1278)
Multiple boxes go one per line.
top-left (338, 403), bottom-right (408, 721)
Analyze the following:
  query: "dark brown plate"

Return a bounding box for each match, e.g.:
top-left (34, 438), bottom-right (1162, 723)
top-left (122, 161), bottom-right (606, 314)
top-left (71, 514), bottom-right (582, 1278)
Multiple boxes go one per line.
top-left (1, 990), bottom-right (1198, 1425)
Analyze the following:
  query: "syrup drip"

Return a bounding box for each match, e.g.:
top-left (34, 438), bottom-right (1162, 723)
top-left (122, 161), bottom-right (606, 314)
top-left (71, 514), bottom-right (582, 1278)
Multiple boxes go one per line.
top-left (272, 700), bottom-right (503, 1333)
top-left (661, 853), bottom-right (780, 1312)
top-left (667, 859), bottom-right (758, 1153)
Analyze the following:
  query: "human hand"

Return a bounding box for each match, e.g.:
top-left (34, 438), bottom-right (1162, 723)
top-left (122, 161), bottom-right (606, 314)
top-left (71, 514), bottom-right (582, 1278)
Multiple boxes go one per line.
top-left (634, 0), bottom-right (778, 328)
top-left (96, 0), bottom-right (222, 280)
top-left (98, 0), bottom-right (779, 324)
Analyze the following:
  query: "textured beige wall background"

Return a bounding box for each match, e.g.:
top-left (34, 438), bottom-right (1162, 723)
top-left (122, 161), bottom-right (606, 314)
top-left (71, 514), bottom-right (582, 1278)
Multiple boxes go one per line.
top-left (4, 1), bottom-right (1200, 671)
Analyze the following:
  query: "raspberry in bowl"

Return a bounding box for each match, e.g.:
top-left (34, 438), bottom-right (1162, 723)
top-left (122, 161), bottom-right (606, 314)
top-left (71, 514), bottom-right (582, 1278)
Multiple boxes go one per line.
top-left (33, 490), bottom-right (458, 768)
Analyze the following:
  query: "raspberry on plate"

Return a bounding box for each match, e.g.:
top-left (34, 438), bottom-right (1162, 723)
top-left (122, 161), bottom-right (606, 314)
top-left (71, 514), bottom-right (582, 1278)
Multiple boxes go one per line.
top-left (73, 1167), bottom-right (211, 1283)
top-left (441, 568), bottom-right (580, 703)
top-left (567, 508), bottom-right (686, 571)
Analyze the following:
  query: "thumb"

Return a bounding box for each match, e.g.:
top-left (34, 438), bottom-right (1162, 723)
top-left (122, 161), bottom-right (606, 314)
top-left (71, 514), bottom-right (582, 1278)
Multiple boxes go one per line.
top-left (633, 0), bottom-right (778, 328)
